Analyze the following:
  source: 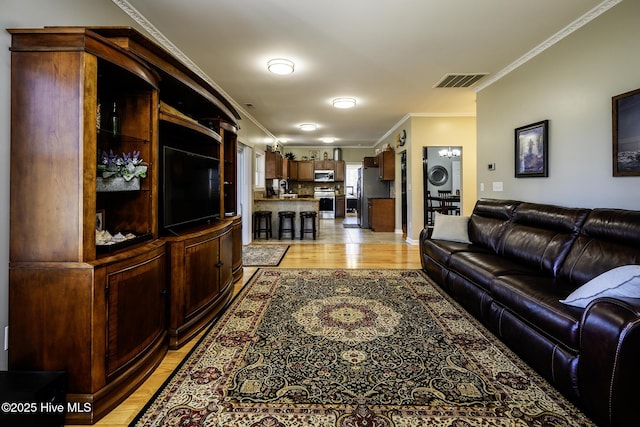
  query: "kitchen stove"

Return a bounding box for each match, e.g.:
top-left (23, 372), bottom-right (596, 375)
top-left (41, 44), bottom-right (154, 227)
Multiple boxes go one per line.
top-left (314, 186), bottom-right (336, 219)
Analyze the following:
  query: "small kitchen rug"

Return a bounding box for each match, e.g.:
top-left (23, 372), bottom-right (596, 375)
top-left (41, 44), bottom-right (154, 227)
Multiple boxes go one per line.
top-left (242, 245), bottom-right (289, 266)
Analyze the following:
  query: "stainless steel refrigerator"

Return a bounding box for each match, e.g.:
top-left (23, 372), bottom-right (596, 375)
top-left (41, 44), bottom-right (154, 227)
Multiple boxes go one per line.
top-left (357, 166), bottom-right (390, 228)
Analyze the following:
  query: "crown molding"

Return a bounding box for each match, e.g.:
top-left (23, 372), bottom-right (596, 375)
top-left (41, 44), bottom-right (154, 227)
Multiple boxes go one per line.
top-left (375, 112), bottom-right (475, 146)
top-left (375, 114), bottom-right (411, 146)
top-left (111, 0), bottom-right (277, 141)
top-left (474, 0), bottom-right (622, 92)
top-left (113, 0), bottom-right (620, 146)
top-left (409, 112), bottom-right (476, 118)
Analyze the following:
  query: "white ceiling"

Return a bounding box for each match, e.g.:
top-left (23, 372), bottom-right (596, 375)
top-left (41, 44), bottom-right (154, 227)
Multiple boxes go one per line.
top-left (120, 0), bottom-right (610, 147)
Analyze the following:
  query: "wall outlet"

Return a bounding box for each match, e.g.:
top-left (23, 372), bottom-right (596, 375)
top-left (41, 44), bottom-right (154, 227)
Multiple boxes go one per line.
top-left (480, 182), bottom-right (485, 191)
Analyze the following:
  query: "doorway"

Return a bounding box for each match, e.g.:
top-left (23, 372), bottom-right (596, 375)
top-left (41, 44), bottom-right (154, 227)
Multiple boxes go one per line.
top-left (238, 144), bottom-right (253, 244)
top-left (343, 163), bottom-right (361, 227)
top-left (400, 151), bottom-right (407, 237)
top-left (423, 146), bottom-right (462, 226)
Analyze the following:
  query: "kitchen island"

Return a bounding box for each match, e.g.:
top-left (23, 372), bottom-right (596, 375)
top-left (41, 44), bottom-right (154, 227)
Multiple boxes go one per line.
top-left (254, 197), bottom-right (320, 239)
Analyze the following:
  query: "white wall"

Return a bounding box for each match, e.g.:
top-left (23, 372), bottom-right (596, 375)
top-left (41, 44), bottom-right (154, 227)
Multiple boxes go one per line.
top-left (476, 0), bottom-right (640, 209)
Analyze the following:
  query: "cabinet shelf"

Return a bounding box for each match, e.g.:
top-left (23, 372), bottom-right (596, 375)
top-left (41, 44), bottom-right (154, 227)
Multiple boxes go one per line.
top-left (97, 128), bottom-right (150, 145)
top-left (96, 232), bottom-right (154, 255)
top-left (159, 102), bottom-right (222, 143)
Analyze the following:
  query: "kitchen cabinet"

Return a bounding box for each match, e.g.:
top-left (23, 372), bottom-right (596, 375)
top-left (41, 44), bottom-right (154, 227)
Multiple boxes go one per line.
top-left (297, 160), bottom-right (315, 181)
top-left (376, 151), bottom-right (395, 180)
top-left (309, 159), bottom-right (345, 181)
top-left (266, 150), bottom-right (283, 179)
top-left (314, 159), bottom-right (334, 170)
top-left (335, 194), bottom-right (346, 218)
top-left (369, 198), bottom-right (395, 231)
top-left (363, 156), bottom-right (377, 168)
top-left (334, 160), bottom-right (345, 181)
top-left (283, 158), bottom-right (298, 180)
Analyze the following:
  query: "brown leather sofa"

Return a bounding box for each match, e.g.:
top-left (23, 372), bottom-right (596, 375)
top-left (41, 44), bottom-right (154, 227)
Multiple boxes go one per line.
top-left (419, 198), bottom-right (640, 427)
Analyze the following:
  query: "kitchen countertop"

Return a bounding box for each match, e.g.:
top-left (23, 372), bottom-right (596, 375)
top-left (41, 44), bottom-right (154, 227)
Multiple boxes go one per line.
top-left (254, 197), bottom-right (319, 201)
top-left (253, 197), bottom-right (321, 237)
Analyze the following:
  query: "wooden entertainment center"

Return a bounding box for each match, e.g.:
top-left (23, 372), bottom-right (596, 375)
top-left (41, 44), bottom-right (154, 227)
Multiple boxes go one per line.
top-left (8, 27), bottom-right (242, 424)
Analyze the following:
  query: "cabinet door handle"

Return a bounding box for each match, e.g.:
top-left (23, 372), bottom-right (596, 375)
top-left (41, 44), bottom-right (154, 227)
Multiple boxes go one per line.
top-left (160, 289), bottom-right (167, 295)
top-left (216, 261), bottom-right (224, 268)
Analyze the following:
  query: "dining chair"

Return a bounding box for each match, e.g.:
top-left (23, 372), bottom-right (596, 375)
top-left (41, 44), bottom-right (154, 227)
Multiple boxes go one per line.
top-left (437, 190), bottom-right (460, 215)
top-left (425, 191), bottom-right (438, 226)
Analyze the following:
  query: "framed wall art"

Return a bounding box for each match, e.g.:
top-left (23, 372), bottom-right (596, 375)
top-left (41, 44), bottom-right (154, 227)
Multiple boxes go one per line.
top-left (612, 88), bottom-right (640, 176)
top-left (515, 120), bottom-right (548, 178)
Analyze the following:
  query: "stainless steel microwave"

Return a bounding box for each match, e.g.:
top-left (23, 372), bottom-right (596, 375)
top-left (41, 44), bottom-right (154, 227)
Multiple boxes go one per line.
top-left (314, 170), bottom-right (334, 182)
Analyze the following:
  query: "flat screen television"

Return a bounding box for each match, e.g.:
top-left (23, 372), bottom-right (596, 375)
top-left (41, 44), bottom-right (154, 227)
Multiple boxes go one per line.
top-left (162, 146), bottom-right (220, 230)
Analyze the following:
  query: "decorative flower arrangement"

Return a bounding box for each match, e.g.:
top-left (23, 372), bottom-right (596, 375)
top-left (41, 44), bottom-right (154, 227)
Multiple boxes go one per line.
top-left (97, 149), bottom-right (148, 181)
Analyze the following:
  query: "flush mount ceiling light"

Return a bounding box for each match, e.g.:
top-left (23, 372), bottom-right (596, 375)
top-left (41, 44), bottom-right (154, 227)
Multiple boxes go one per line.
top-left (321, 137), bottom-right (336, 143)
top-left (299, 123), bottom-right (317, 131)
top-left (332, 97), bottom-right (356, 109)
top-left (267, 58), bottom-right (295, 75)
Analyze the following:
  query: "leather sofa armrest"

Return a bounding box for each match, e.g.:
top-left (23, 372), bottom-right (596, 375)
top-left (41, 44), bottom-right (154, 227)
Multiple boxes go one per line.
top-left (579, 297), bottom-right (640, 426)
top-left (420, 226), bottom-right (434, 240)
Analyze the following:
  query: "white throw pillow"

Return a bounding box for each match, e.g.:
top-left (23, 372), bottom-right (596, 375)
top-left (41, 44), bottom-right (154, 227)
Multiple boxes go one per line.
top-left (430, 212), bottom-right (471, 244)
top-left (560, 265), bottom-right (640, 308)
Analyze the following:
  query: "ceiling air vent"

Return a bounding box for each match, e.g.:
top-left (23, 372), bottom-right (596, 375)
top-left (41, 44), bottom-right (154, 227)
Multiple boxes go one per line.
top-left (434, 73), bottom-right (488, 88)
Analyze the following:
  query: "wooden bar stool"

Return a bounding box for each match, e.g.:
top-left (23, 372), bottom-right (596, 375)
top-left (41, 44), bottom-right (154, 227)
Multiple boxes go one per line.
top-left (278, 211), bottom-right (296, 239)
top-left (252, 210), bottom-right (272, 239)
top-left (300, 211), bottom-right (317, 240)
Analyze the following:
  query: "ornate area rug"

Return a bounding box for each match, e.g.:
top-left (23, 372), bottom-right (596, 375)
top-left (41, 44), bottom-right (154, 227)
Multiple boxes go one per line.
top-left (242, 245), bottom-right (289, 266)
top-left (130, 269), bottom-right (594, 426)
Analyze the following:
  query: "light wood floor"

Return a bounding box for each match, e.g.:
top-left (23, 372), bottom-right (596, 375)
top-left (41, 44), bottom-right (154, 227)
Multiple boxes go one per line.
top-left (88, 220), bottom-right (421, 426)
